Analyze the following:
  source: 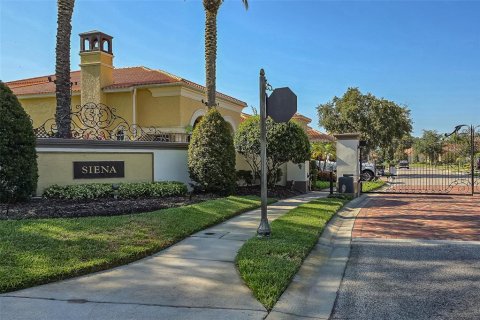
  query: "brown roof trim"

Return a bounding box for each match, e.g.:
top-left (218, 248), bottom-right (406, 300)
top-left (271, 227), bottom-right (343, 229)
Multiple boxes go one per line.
top-left (36, 138), bottom-right (188, 150)
top-left (333, 133), bottom-right (361, 140)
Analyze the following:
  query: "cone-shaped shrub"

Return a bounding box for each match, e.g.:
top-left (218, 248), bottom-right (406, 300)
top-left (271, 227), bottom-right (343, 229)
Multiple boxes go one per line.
top-left (0, 81), bottom-right (38, 203)
top-left (188, 108), bottom-right (236, 193)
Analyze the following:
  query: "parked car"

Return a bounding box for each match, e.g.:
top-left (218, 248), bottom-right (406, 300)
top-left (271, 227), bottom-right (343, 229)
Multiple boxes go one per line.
top-left (317, 160), bottom-right (378, 181)
top-left (360, 162), bottom-right (376, 181)
top-left (398, 160), bottom-right (410, 169)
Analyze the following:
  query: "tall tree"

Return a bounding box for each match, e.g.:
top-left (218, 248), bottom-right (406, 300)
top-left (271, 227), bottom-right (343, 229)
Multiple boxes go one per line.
top-left (55, 0), bottom-right (75, 138)
top-left (203, 0), bottom-right (248, 108)
top-left (317, 88), bottom-right (412, 157)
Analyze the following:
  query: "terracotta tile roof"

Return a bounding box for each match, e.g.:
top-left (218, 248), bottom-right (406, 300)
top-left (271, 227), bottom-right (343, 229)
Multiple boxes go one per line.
top-left (5, 66), bottom-right (246, 106)
top-left (7, 71), bottom-right (81, 95)
top-left (306, 126), bottom-right (334, 142)
top-left (292, 113), bottom-right (312, 124)
top-left (240, 112), bottom-right (252, 122)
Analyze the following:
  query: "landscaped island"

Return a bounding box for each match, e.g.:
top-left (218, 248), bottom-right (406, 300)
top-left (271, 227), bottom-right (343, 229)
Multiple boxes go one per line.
top-left (0, 196), bottom-right (267, 293)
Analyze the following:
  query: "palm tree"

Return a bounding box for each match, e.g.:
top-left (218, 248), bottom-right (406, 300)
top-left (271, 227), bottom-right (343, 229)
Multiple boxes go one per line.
top-left (203, 0), bottom-right (248, 108)
top-left (55, 0), bottom-right (75, 138)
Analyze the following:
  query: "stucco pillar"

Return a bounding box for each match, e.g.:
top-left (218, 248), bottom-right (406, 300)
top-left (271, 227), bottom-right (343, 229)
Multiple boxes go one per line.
top-left (334, 133), bottom-right (360, 194)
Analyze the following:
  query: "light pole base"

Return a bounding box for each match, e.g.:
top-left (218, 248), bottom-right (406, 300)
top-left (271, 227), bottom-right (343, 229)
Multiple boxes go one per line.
top-left (257, 218), bottom-right (271, 238)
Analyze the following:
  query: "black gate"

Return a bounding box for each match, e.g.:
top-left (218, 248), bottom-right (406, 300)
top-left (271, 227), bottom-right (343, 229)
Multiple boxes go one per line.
top-left (363, 125), bottom-right (479, 196)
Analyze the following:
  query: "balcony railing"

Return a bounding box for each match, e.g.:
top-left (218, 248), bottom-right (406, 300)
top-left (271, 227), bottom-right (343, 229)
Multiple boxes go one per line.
top-left (33, 103), bottom-right (191, 143)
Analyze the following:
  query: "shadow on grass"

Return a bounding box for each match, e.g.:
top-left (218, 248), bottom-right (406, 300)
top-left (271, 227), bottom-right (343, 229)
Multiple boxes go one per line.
top-left (236, 197), bottom-right (348, 310)
top-left (0, 196), bottom-right (268, 293)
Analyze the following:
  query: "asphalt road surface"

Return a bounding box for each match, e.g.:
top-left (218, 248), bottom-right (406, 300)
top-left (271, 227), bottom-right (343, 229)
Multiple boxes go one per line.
top-left (330, 240), bottom-right (480, 320)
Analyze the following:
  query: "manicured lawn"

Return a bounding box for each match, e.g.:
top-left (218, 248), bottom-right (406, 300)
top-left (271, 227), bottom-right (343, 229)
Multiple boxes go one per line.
top-left (236, 197), bottom-right (349, 310)
top-left (315, 180), bottom-right (332, 190)
top-left (0, 196), bottom-right (267, 293)
top-left (361, 180), bottom-right (386, 192)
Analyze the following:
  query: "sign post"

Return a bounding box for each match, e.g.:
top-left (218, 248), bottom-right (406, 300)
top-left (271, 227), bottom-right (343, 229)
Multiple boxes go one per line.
top-left (257, 69), bottom-right (270, 237)
top-left (257, 69), bottom-right (297, 238)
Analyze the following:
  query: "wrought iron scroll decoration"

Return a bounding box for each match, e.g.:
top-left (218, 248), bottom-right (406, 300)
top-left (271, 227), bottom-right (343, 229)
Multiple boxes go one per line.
top-left (33, 103), bottom-right (190, 142)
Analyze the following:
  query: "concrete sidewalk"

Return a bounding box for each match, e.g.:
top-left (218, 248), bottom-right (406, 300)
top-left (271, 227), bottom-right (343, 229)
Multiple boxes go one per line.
top-left (0, 192), bottom-right (326, 320)
top-left (267, 196), bottom-right (369, 320)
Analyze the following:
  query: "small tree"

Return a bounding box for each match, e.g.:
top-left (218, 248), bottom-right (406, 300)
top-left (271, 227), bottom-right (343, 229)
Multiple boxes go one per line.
top-left (0, 82), bottom-right (38, 203)
top-left (234, 116), bottom-right (311, 187)
top-left (415, 130), bottom-right (444, 164)
top-left (188, 108), bottom-right (236, 193)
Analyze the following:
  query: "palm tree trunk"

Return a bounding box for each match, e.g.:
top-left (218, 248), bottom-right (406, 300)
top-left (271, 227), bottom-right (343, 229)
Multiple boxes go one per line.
top-left (55, 0), bottom-right (75, 138)
top-left (204, 0), bottom-right (220, 108)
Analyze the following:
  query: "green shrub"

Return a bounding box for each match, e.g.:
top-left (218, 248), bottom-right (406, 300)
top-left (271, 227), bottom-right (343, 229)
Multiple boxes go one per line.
top-left (236, 170), bottom-right (254, 186)
top-left (234, 116), bottom-right (311, 188)
top-left (43, 181), bottom-right (187, 200)
top-left (0, 82), bottom-right (38, 203)
top-left (318, 170), bottom-right (336, 181)
top-left (188, 108), bottom-right (236, 194)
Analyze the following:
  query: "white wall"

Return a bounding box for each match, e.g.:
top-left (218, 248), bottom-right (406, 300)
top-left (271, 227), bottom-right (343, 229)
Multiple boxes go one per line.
top-left (152, 149), bottom-right (190, 184)
top-left (287, 161), bottom-right (309, 182)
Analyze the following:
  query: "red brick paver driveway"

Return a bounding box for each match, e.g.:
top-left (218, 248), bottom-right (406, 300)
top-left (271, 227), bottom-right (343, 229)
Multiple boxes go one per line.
top-left (353, 194), bottom-right (480, 241)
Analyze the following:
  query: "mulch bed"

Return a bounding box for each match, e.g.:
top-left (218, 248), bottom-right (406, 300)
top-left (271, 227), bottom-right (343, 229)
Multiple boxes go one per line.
top-left (0, 194), bottom-right (218, 220)
top-left (0, 186), bottom-right (301, 220)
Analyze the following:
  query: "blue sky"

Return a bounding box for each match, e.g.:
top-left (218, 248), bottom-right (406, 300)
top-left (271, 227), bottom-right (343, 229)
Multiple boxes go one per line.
top-left (1, 0), bottom-right (479, 136)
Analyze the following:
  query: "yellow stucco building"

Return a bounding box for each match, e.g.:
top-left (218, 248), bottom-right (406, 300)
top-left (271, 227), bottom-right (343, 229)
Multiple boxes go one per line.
top-left (5, 30), bottom-right (332, 194)
top-left (7, 30), bottom-right (246, 137)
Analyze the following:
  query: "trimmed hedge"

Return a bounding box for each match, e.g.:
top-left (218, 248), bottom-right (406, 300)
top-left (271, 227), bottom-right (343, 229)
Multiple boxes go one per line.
top-left (43, 181), bottom-right (188, 200)
top-left (188, 108), bottom-right (236, 193)
top-left (0, 81), bottom-right (38, 203)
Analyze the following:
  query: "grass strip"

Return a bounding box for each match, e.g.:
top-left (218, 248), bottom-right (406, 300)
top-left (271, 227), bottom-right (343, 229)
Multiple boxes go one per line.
top-left (361, 180), bottom-right (386, 192)
top-left (236, 197), bottom-right (349, 310)
top-left (0, 196), bottom-right (269, 293)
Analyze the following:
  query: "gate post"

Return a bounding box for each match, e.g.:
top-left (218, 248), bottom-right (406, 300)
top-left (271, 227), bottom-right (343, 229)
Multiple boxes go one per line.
top-left (334, 133), bottom-right (361, 196)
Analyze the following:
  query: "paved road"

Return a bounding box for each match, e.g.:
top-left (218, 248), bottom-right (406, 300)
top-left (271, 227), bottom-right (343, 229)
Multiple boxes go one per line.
top-left (331, 194), bottom-right (480, 320)
top-left (381, 167), bottom-right (476, 194)
top-left (331, 239), bottom-right (480, 320)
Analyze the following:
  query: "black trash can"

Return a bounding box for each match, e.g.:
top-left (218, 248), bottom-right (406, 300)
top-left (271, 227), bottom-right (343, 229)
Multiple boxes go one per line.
top-left (338, 174), bottom-right (354, 193)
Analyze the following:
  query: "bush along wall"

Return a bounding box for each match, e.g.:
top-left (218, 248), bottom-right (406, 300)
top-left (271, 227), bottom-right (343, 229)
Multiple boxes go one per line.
top-left (0, 82), bottom-right (38, 203)
top-left (188, 108), bottom-right (236, 194)
top-left (43, 181), bottom-right (188, 200)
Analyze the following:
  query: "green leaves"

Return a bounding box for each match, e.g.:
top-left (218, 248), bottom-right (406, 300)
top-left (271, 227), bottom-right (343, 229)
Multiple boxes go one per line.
top-left (0, 195), bottom-right (263, 293)
top-left (317, 87), bottom-right (412, 156)
top-left (188, 108), bottom-right (236, 193)
top-left (234, 116), bottom-right (311, 187)
top-left (43, 182), bottom-right (188, 200)
top-left (414, 130), bottom-right (444, 163)
top-left (0, 82), bottom-right (38, 203)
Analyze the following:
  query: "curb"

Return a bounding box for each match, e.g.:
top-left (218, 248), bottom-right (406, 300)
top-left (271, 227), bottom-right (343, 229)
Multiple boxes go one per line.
top-left (266, 195), bottom-right (371, 320)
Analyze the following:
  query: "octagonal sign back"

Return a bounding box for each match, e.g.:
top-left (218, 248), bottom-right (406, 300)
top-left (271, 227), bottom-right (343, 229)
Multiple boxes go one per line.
top-left (266, 87), bottom-right (297, 123)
